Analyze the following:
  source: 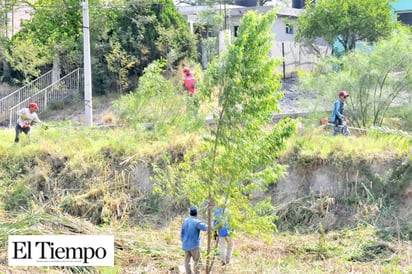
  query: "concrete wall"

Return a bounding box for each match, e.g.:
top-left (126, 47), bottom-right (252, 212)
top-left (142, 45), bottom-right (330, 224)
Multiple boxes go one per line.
top-left (228, 7), bottom-right (331, 76)
top-left (272, 40), bottom-right (331, 77)
top-left (270, 14), bottom-right (331, 76)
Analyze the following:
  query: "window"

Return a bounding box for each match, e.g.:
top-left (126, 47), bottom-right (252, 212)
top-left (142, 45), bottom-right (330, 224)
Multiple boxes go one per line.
top-left (397, 12), bottom-right (412, 26)
top-left (286, 23), bottom-right (293, 34)
top-left (234, 26), bottom-right (239, 37)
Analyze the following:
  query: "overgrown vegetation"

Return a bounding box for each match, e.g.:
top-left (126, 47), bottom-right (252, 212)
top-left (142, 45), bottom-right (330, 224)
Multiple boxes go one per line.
top-left (113, 59), bottom-right (204, 135)
top-left (0, 122), bottom-right (411, 272)
top-left (0, 56), bottom-right (411, 271)
top-left (299, 27), bottom-right (412, 129)
top-left (1, 2), bottom-right (412, 273)
top-left (273, 132), bottom-right (412, 241)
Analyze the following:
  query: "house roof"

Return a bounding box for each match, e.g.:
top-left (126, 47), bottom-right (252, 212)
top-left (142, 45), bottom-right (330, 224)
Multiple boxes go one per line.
top-left (177, 5), bottom-right (303, 19)
top-left (277, 7), bottom-right (303, 17)
top-left (177, 5), bottom-right (244, 16)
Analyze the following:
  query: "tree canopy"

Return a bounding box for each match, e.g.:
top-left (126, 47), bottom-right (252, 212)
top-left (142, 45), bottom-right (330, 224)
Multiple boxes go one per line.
top-left (110, 0), bottom-right (197, 82)
top-left (296, 0), bottom-right (397, 53)
top-left (154, 8), bottom-right (297, 273)
top-left (4, 0), bottom-right (197, 92)
top-left (6, 0), bottom-right (83, 82)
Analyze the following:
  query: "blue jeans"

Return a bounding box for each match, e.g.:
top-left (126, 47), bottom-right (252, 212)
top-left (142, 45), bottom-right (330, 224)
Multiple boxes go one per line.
top-left (333, 119), bottom-right (351, 136)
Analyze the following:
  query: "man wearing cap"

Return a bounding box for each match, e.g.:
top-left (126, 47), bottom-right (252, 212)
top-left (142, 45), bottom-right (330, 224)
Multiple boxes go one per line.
top-left (14, 102), bottom-right (42, 143)
top-left (330, 91), bottom-right (351, 136)
top-left (181, 206), bottom-right (208, 274)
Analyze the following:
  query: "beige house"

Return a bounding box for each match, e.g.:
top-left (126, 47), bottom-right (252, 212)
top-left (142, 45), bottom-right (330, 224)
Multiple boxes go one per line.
top-left (2, 3), bottom-right (32, 38)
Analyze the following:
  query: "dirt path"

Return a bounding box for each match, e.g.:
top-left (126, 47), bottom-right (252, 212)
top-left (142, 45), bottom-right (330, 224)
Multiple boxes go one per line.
top-left (41, 95), bottom-right (118, 126)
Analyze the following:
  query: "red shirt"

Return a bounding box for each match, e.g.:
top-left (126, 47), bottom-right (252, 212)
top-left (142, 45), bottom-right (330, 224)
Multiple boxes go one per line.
top-left (183, 73), bottom-right (196, 94)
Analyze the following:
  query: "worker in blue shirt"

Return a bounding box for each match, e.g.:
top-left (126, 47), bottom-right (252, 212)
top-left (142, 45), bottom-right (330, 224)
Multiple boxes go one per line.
top-left (330, 90), bottom-right (351, 136)
top-left (213, 207), bottom-right (234, 266)
top-left (181, 206), bottom-right (208, 274)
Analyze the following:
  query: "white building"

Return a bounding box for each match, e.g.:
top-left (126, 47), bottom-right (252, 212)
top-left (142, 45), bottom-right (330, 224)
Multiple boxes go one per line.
top-left (177, 4), bottom-right (330, 78)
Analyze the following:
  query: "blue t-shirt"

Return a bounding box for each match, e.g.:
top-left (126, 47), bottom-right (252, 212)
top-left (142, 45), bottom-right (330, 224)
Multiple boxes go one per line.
top-left (213, 208), bottom-right (232, 237)
top-left (181, 216), bottom-right (208, 251)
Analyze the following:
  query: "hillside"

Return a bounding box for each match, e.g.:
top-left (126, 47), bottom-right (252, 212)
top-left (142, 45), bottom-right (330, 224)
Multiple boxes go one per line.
top-left (0, 104), bottom-right (411, 273)
top-left (1, 81), bottom-right (412, 272)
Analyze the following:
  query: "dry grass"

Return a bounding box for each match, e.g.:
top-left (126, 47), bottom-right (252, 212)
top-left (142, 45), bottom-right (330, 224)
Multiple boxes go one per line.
top-left (1, 94), bottom-right (411, 273)
top-left (1, 213), bottom-right (410, 274)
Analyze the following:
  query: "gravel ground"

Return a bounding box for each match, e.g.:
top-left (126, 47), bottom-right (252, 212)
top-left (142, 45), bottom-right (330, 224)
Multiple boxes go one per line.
top-left (279, 80), bottom-right (314, 114)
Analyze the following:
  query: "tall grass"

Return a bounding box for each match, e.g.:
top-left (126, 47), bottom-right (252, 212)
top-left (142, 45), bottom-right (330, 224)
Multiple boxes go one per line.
top-left (1, 120), bottom-right (411, 273)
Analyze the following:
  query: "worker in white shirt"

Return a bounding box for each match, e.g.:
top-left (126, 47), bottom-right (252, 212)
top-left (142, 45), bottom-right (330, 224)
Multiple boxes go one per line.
top-left (15, 102), bottom-right (42, 143)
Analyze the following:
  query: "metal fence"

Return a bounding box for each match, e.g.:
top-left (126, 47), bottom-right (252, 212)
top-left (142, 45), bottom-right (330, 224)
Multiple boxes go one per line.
top-left (8, 68), bottom-right (83, 128)
top-left (0, 70), bottom-right (53, 123)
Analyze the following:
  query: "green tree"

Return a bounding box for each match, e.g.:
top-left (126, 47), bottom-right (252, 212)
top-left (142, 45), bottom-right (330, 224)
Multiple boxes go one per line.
top-left (0, 36), bottom-right (10, 82)
top-left (7, 0), bottom-right (83, 81)
top-left (110, 0), bottom-right (197, 85)
top-left (0, 0), bottom-right (18, 81)
top-left (299, 27), bottom-right (412, 129)
top-left (5, 37), bottom-right (50, 82)
top-left (90, 0), bottom-right (197, 93)
top-left (154, 9), bottom-right (297, 273)
top-left (5, 0), bottom-right (196, 92)
top-left (296, 0), bottom-right (396, 54)
top-left (105, 41), bottom-right (135, 93)
top-left (88, 0), bottom-right (123, 94)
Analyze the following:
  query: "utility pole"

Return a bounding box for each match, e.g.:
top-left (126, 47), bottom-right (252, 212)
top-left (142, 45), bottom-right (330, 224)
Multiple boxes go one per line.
top-left (223, 0), bottom-right (227, 30)
top-left (82, 0), bottom-right (93, 126)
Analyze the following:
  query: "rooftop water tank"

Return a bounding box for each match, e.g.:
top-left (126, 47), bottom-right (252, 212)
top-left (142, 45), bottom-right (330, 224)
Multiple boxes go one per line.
top-left (234, 0), bottom-right (258, 7)
top-left (292, 0), bottom-right (305, 9)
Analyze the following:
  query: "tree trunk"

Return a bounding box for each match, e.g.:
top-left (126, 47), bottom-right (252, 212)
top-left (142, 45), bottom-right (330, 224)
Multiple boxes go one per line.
top-left (52, 55), bottom-right (61, 83)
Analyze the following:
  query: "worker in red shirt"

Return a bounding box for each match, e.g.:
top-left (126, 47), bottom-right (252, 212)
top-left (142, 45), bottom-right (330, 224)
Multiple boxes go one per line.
top-left (183, 67), bottom-right (197, 95)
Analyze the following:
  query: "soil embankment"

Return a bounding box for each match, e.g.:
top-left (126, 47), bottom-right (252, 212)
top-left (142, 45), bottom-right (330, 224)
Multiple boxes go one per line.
top-left (270, 151), bottom-right (412, 234)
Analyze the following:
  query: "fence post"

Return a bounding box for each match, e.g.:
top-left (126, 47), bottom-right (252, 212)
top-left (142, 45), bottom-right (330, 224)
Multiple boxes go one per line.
top-left (9, 108), bottom-right (13, 128)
